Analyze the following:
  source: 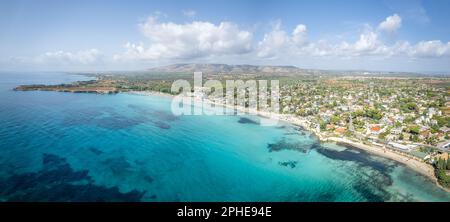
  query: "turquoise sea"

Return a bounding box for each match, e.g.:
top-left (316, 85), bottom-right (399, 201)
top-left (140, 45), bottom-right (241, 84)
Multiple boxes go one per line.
top-left (0, 72), bottom-right (449, 202)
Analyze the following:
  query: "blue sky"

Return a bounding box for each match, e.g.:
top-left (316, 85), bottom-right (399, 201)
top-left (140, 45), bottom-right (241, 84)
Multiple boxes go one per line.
top-left (1, 0), bottom-right (450, 72)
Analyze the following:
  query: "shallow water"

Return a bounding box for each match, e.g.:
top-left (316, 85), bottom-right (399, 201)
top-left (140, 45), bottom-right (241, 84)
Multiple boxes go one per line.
top-left (0, 72), bottom-right (449, 202)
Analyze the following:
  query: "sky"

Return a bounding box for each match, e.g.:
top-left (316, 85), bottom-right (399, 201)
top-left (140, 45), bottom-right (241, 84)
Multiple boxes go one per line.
top-left (0, 0), bottom-right (450, 72)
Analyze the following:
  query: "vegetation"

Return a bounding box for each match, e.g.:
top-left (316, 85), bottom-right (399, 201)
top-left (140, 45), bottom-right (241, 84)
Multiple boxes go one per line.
top-left (434, 116), bottom-right (450, 128)
top-left (405, 125), bottom-right (420, 135)
top-left (434, 158), bottom-right (450, 188)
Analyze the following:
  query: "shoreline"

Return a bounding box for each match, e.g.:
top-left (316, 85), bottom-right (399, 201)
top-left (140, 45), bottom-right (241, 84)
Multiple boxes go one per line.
top-left (225, 100), bottom-right (450, 193)
top-left (16, 87), bottom-right (449, 193)
top-left (126, 91), bottom-right (450, 193)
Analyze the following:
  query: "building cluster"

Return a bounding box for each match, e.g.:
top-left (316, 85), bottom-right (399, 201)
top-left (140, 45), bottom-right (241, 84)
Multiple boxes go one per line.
top-left (279, 77), bottom-right (450, 160)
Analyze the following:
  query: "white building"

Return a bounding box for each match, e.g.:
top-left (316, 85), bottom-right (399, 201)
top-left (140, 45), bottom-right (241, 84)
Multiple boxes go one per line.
top-left (388, 142), bottom-right (416, 152)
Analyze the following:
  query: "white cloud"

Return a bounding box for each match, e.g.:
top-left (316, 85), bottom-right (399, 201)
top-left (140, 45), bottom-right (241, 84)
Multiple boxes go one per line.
top-left (301, 40), bottom-right (335, 57)
top-left (378, 14), bottom-right (402, 33)
top-left (182, 9), bottom-right (196, 18)
top-left (255, 23), bottom-right (450, 61)
top-left (292, 24), bottom-right (308, 46)
top-left (256, 23), bottom-right (390, 59)
top-left (257, 22), bottom-right (308, 58)
top-left (389, 41), bottom-right (411, 56)
top-left (409, 40), bottom-right (450, 57)
top-left (115, 16), bottom-right (253, 61)
top-left (336, 31), bottom-right (389, 57)
top-left (353, 32), bottom-right (379, 51)
top-left (36, 49), bottom-right (102, 64)
top-left (257, 22), bottom-right (291, 58)
top-left (110, 13), bottom-right (450, 70)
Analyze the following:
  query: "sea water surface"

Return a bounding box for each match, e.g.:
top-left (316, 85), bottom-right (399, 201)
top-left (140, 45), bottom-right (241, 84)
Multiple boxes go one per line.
top-left (0, 72), bottom-right (449, 202)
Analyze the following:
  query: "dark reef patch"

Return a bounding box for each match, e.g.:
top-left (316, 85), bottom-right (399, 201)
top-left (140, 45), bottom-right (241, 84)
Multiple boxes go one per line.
top-left (0, 153), bottom-right (145, 201)
top-left (62, 107), bottom-right (104, 126)
top-left (316, 192), bottom-right (337, 202)
top-left (88, 147), bottom-right (104, 155)
top-left (102, 156), bottom-right (132, 176)
top-left (290, 191), bottom-right (337, 202)
top-left (315, 145), bottom-right (395, 176)
top-left (150, 120), bottom-right (171, 129)
top-left (128, 104), bottom-right (176, 129)
top-left (308, 133), bottom-right (318, 140)
top-left (312, 143), bottom-right (399, 201)
top-left (64, 107), bottom-right (105, 118)
top-left (152, 110), bottom-right (178, 122)
top-left (143, 175), bottom-right (154, 183)
top-left (95, 116), bottom-right (145, 130)
top-left (293, 126), bottom-right (305, 131)
top-left (352, 181), bottom-right (386, 202)
top-left (267, 139), bottom-right (311, 153)
top-left (63, 107), bottom-right (148, 129)
top-left (128, 104), bottom-right (178, 122)
top-left (281, 125), bottom-right (307, 135)
top-left (310, 142), bottom-right (322, 150)
top-left (238, 117), bottom-right (259, 125)
top-left (278, 161), bottom-right (298, 168)
top-left (389, 191), bottom-right (415, 202)
top-left (349, 168), bottom-right (394, 201)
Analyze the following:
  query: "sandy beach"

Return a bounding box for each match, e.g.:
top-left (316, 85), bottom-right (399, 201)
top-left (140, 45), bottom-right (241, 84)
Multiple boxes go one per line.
top-left (324, 137), bottom-right (450, 193)
top-left (326, 137), bottom-right (436, 179)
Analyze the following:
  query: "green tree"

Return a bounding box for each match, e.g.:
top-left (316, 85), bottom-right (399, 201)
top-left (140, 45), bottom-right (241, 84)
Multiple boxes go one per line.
top-left (378, 127), bottom-right (391, 140)
top-left (401, 102), bottom-right (417, 112)
top-left (410, 134), bottom-right (419, 142)
top-left (330, 115), bottom-right (341, 124)
top-left (430, 125), bottom-right (440, 134)
top-left (353, 110), bottom-right (364, 117)
top-left (407, 125), bottom-right (420, 135)
top-left (434, 116), bottom-right (450, 128)
top-left (319, 120), bottom-right (327, 131)
top-left (437, 158), bottom-right (446, 170)
top-left (425, 136), bottom-right (437, 144)
top-left (364, 108), bottom-right (383, 120)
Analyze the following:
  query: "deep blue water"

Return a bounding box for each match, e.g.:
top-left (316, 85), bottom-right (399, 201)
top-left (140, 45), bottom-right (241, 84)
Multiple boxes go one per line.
top-left (0, 72), bottom-right (449, 202)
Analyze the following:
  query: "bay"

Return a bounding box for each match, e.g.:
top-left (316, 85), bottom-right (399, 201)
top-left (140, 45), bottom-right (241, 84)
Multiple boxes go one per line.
top-left (0, 72), bottom-right (449, 202)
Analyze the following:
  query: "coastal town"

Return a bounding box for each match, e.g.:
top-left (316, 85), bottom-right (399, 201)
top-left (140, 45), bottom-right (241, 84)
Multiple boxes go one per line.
top-left (194, 73), bottom-right (450, 189)
top-left (278, 77), bottom-right (449, 159)
top-left (12, 66), bottom-right (450, 189)
top-left (274, 76), bottom-right (450, 188)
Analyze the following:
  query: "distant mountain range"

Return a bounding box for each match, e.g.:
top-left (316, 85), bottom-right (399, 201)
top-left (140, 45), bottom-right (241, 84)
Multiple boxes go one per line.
top-left (148, 63), bottom-right (303, 74)
top-left (144, 63), bottom-right (444, 77)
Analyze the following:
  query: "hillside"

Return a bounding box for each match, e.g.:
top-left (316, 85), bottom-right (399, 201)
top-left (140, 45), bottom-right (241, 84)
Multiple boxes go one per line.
top-left (147, 63), bottom-right (303, 74)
